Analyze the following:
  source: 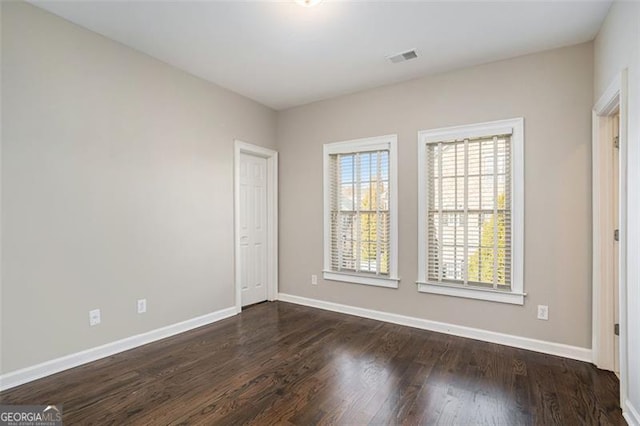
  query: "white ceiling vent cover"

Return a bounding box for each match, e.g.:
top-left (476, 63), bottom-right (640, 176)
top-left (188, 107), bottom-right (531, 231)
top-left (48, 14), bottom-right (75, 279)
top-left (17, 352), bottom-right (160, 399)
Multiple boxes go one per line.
top-left (388, 49), bottom-right (418, 64)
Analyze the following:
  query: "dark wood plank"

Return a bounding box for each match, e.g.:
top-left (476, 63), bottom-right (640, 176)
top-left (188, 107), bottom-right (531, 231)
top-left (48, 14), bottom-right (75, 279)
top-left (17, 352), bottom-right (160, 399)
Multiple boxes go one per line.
top-left (0, 301), bottom-right (625, 425)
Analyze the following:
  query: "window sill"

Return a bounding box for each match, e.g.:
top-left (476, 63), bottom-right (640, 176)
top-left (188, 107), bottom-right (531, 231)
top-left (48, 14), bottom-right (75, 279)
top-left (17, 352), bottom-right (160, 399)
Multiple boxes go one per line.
top-left (323, 271), bottom-right (399, 288)
top-left (417, 281), bottom-right (525, 305)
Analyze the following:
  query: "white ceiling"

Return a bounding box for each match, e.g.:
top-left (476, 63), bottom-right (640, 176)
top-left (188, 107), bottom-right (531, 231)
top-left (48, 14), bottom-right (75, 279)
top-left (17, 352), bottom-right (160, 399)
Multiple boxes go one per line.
top-left (31, 1), bottom-right (612, 110)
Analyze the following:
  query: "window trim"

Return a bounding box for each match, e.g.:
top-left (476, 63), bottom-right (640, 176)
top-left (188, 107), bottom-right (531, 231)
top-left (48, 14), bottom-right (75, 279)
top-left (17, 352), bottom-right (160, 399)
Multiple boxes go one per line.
top-left (416, 118), bottom-right (524, 305)
top-left (323, 134), bottom-right (399, 288)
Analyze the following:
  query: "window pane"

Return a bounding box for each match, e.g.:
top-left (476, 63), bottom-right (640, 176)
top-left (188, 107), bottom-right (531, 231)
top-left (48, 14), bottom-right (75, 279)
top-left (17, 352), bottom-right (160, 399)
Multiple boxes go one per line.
top-left (456, 143), bottom-right (465, 176)
top-left (340, 183), bottom-right (354, 211)
top-left (481, 140), bottom-right (495, 174)
top-left (380, 181), bottom-right (389, 210)
top-left (340, 155), bottom-right (354, 183)
top-left (481, 176), bottom-right (495, 210)
top-left (442, 177), bottom-right (456, 209)
top-left (468, 141), bottom-right (480, 175)
top-left (329, 148), bottom-right (391, 277)
top-left (442, 145), bottom-right (456, 178)
top-left (380, 151), bottom-right (389, 181)
top-left (360, 153), bottom-right (370, 182)
top-left (359, 182), bottom-right (371, 210)
top-left (468, 176), bottom-right (480, 209)
top-left (425, 134), bottom-right (512, 290)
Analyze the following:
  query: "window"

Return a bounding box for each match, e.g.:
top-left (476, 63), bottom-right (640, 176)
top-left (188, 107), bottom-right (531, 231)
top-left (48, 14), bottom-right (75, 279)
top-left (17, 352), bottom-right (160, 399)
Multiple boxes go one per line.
top-left (417, 118), bottom-right (524, 304)
top-left (323, 135), bottom-right (399, 288)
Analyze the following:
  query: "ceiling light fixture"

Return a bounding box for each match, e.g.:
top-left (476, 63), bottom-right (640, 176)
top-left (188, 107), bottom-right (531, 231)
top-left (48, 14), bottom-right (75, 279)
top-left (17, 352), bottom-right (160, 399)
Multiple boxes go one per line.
top-left (295, 0), bottom-right (323, 7)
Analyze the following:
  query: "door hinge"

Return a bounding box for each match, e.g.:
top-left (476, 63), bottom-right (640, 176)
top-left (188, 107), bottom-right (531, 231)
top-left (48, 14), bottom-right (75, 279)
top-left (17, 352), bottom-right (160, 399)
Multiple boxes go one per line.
top-left (614, 323), bottom-right (620, 336)
top-left (614, 136), bottom-right (619, 149)
top-left (614, 229), bottom-right (619, 242)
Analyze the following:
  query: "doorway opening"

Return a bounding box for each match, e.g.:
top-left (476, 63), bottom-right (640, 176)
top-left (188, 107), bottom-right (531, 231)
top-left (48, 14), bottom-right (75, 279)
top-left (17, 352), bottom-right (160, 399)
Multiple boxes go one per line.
top-left (234, 140), bottom-right (278, 312)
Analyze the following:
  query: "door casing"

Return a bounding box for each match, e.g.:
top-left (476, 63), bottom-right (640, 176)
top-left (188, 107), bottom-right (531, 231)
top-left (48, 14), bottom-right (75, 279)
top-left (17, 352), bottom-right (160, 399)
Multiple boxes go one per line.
top-left (592, 70), bottom-right (628, 407)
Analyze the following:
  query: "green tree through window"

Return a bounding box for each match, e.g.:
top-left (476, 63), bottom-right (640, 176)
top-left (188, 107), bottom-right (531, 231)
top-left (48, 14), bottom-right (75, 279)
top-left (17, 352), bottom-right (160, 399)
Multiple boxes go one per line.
top-left (359, 180), bottom-right (389, 274)
top-left (467, 193), bottom-right (508, 286)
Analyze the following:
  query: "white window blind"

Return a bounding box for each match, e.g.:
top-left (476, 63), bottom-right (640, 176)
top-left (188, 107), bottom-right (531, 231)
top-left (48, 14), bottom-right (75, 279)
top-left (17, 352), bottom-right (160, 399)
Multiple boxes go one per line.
top-left (425, 134), bottom-right (512, 290)
top-left (329, 150), bottom-right (390, 275)
top-left (324, 135), bottom-right (398, 288)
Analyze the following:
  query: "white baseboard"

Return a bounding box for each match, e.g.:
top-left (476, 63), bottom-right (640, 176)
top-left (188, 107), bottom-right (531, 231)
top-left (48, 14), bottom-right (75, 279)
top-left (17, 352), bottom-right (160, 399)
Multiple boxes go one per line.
top-left (278, 293), bottom-right (592, 363)
top-left (624, 400), bottom-right (640, 426)
top-left (0, 307), bottom-right (237, 391)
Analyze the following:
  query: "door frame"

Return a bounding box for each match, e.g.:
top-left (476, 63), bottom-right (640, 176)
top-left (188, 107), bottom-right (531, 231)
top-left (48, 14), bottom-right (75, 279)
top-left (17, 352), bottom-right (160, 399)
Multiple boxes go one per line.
top-left (592, 70), bottom-right (628, 406)
top-left (234, 140), bottom-right (278, 313)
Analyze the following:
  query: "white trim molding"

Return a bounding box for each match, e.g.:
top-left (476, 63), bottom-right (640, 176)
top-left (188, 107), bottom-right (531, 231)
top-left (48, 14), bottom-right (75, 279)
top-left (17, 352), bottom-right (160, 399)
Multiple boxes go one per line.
top-left (322, 271), bottom-right (399, 288)
top-left (624, 400), bottom-right (640, 426)
top-left (322, 134), bottom-right (399, 288)
top-left (417, 118), bottom-right (525, 305)
top-left (278, 293), bottom-right (591, 362)
top-left (416, 281), bottom-right (525, 305)
top-left (594, 73), bottom-right (622, 114)
top-left (0, 307), bottom-right (237, 391)
top-left (234, 140), bottom-right (279, 312)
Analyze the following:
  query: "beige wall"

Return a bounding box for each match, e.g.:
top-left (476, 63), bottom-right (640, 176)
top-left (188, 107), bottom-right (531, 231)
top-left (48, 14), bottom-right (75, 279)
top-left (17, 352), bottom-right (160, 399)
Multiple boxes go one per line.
top-left (1, 2), bottom-right (276, 374)
top-left (594, 1), bottom-right (640, 417)
top-left (278, 43), bottom-right (594, 348)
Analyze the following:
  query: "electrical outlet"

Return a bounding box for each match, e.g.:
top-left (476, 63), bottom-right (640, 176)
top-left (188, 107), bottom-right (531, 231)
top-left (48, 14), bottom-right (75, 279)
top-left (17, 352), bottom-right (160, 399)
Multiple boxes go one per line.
top-left (311, 274), bottom-right (318, 285)
top-left (537, 305), bottom-right (549, 320)
top-left (137, 299), bottom-right (147, 314)
top-left (89, 309), bottom-right (101, 326)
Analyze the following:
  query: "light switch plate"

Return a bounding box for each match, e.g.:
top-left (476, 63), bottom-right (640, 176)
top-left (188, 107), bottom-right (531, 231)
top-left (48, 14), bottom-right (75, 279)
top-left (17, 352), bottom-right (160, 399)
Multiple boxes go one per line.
top-left (537, 305), bottom-right (549, 320)
top-left (89, 309), bottom-right (101, 326)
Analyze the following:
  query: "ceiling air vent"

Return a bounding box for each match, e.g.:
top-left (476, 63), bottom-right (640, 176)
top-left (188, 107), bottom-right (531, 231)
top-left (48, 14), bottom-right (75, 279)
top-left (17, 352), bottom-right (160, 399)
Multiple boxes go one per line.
top-left (388, 49), bottom-right (418, 64)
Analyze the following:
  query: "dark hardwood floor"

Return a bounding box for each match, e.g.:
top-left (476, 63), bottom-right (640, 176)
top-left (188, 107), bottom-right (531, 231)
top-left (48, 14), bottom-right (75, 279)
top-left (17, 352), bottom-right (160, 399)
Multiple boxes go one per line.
top-left (0, 301), bottom-right (624, 425)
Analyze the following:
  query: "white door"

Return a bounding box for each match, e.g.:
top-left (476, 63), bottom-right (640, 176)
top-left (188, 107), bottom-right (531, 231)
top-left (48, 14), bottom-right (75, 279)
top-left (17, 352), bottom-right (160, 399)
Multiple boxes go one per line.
top-left (239, 152), bottom-right (268, 307)
top-left (613, 113), bottom-right (620, 375)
